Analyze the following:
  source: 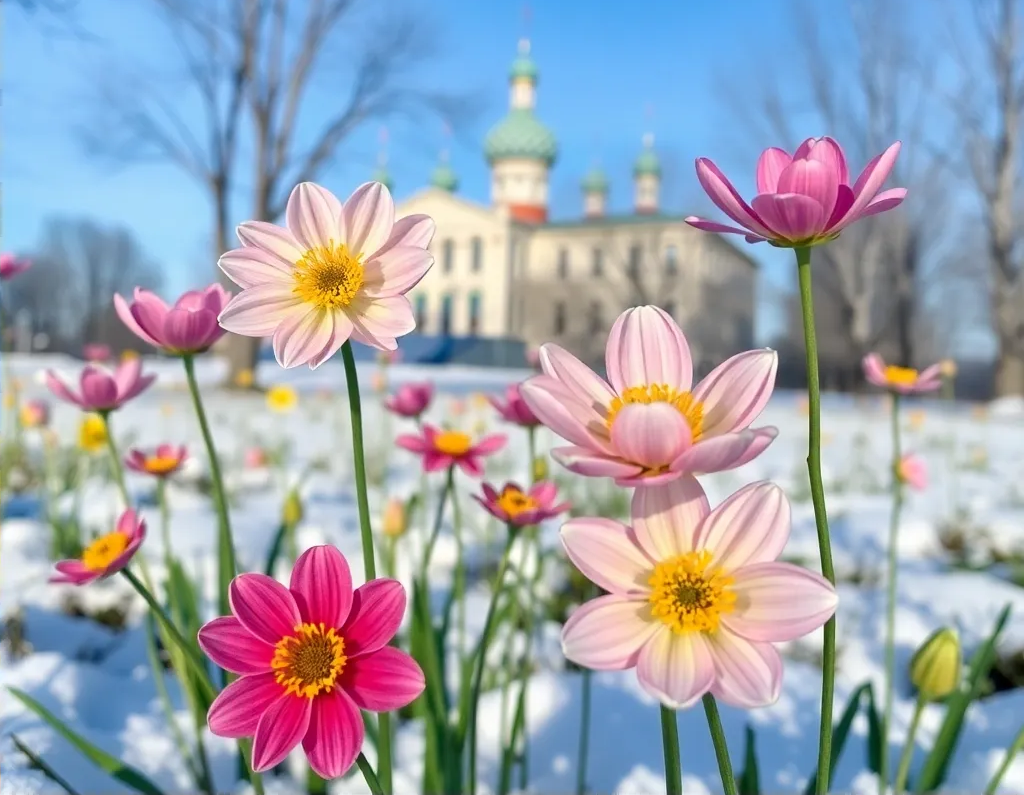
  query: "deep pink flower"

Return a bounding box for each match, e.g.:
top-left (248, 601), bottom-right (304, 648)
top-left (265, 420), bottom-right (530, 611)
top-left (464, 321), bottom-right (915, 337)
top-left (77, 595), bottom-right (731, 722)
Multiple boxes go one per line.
top-left (0, 253), bottom-right (31, 281)
top-left (898, 453), bottom-right (928, 491)
top-left (115, 284), bottom-right (232, 355)
top-left (561, 478), bottom-right (837, 709)
top-left (685, 137), bottom-right (906, 246)
top-left (125, 444), bottom-right (188, 478)
top-left (45, 359), bottom-right (156, 412)
top-left (384, 382), bottom-right (433, 418)
top-left (198, 546), bottom-right (424, 778)
top-left (83, 343), bottom-right (112, 363)
top-left (520, 306), bottom-right (778, 487)
top-left (489, 384), bottom-right (540, 427)
top-left (50, 510), bottom-right (146, 585)
top-left (862, 353), bottom-right (941, 395)
top-left (474, 481), bottom-right (570, 526)
top-left (396, 424), bottom-right (506, 478)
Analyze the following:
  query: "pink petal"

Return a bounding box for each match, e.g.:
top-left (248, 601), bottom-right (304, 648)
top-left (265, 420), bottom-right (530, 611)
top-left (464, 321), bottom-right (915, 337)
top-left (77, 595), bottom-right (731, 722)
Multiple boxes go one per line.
top-left (776, 159), bottom-right (839, 226)
top-left (50, 560), bottom-right (95, 585)
top-left (198, 616), bottom-right (275, 675)
top-left (671, 427), bottom-right (778, 474)
top-left (362, 246), bottom-right (434, 297)
top-left (374, 214), bottom-right (436, 256)
top-left (342, 579), bottom-right (405, 657)
top-left (806, 137), bottom-right (849, 185)
top-left (723, 562), bottom-right (838, 642)
top-left (630, 476), bottom-right (710, 561)
top-left (692, 349), bottom-right (778, 436)
top-left (825, 184), bottom-right (856, 229)
top-left (844, 141), bottom-right (902, 222)
top-left (45, 372), bottom-right (84, 408)
top-left (344, 182), bottom-right (395, 256)
top-left (423, 451), bottom-right (454, 472)
top-left (345, 295), bottom-right (416, 346)
top-left (455, 455), bottom-right (485, 478)
top-left (693, 482), bottom-right (790, 570)
top-left (470, 434), bottom-right (507, 455)
top-left (302, 688), bottom-right (363, 779)
top-left (229, 573), bottom-right (301, 645)
top-left (272, 308), bottom-right (334, 369)
top-left (528, 481), bottom-right (557, 505)
top-left (307, 312), bottom-right (354, 370)
top-left (694, 158), bottom-right (776, 239)
top-left (684, 217), bottom-right (769, 241)
top-left (610, 403), bottom-right (691, 469)
top-left (347, 325), bottom-right (397, 351)
top-left (207, 673), bottom-right (283, 738)
top-left (114, 294), bottom-right (160, 347)
top-left (755, 147), bottom-right (793, 194)
top-left (605, 306), bottom-right (693, 394)
top-left (285, 182), bottom-right (344, 251)
top-left (395, 433), bottom-right (431, 453)
top-left (845, 187), bottom-right (907, 224)
top-left (706, 630), bottom-right (782, 708)
top-left (219, 248), bottom-right (294, 288)
top-left (251, 694), bottom-right (312, 772)
top-left (129, 302), bottom-right (170, 347)
top-left (636, 629), bottom-right (715, 709)
top-left (163, 309), bottom-right (219, 351)
top-left (341, 646), bottom-right (425, 712)
top-left (538, 345), bottom-right (616, 418)
top-left (750, 193), bottom-right (826, 241)
top-left (519, 376), bottom-right (611, 452)
top-left (80, 369), bottom-right (118, 408)
top-left (862, 353), bottom-right (889, 389)
top-left (237, 221), bottom-right (305, 269)
top-left (289, 546), bottom-right (353, 628)
top-left (561, 595), bottom-right (660, 670)
top-left (218, 284), bottom-right (304, 337)
top-left (550, 446), bottom-right (644, 480)
top-left (560, 517), bottom-right (653, 596)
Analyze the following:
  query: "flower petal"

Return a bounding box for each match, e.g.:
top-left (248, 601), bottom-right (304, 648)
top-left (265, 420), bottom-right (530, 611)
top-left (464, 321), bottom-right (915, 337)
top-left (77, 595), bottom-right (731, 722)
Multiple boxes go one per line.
top-left (342, 579), bottom-right (405, 657)
top-left (302, 688), bottom-right (363, 780)
top-left (207, 673), bottom-right (282, 738)
top-left (610, 403), bottom-right (691, 469)
top-left (219, 248), bottom-right (294, 288)
top-left (848, 187), bottom-right (907, 223)
top-left (550, 446), bottom-right (644, 480)
top-left (80, 369), bottom-right (118, 409)
top-left (561, 595), bottom-right (659, 670)
top-left (114, 294), bottom-right (160, 347)
top-left (538, 344), bottom-right (616, 417)
top-left (684, 217), bottom-right (769, 240)
top-left (755, 147), bottom-right (793, 194)
top-left (806, 137), bottom-right (849, 186)
top-left (374, 214), bottom-right (436, 256)
top-left (631, 476), bottom-right (710, 561)
top-left (218, 284), bottom-right (304, 337)
top-left (560, 518), bottom-right (653, 596)
top-left (163, 309), bottom-right (219, 352)
top-left (693, 349), bottom-right (778, 436)
top-left (695, 158), bottom-right (777, 238)
top-left (520, 376), bottom-right (611, 452)
top-left (671, 427), bottom-right (778, 475)
top-left (845, 141), bottom-right (902, 222)
top-left (723, 562), bottom-right (838, 642)
top-left (236, 221), bottom-right (304, 267)
top-left (198, 616), bottom-right (275, 675)
top-left (693, 482), bottom-right (790, 571)
top-left (341, 646), bottom-right (425, 712)
top-left (706, 630), bottom-right (782, 708)
top-left (346, 295), bottom-right (416, 347)
top-left (285, 182), bottom-right (344, 251)
top-left (272, 308), bottom-right (333, 369)
top-left (636, 629), bottom-right (715, 709)
top-left (362, 246), bottom-right (434, 297)
top-left (307, 311), bottom-right (354, 370)
top-left (229, 573), bottom-right (301, 645)
top-left (45, 372), bottom-right (83, 408)
top-left (750, 193), bottom-right (826, 241)
top-left (605, 306), bottom-right (693, 394)
top-left (251, 694), bottom-right (312, 772)
top-left (344, 182), bottom-right (395, 256)
top-left (290, 545), bottom-right (353, 629)
top-left (777, 158), bottom-right (839, 221)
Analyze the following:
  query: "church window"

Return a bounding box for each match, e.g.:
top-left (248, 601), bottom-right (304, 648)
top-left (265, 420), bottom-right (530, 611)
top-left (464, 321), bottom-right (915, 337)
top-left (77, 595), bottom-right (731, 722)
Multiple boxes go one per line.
top-left (665, 244), bottom-right (679, 275)
top-left (441, 293), bottom-right (454, 335)
top-left (415, 294), bottom-right (428, 330)
top-left (468, 291), bottom-right (482, 336)
top-left (442, 239), bottom-right (454, 274)
top-left (554, 301), bottom-right (566, 334)
top-left (628, 243), bottom-right (642, 281)
top-left (557, 247), bottom-right (570, 280)
top-left (592, 247), bottom-right (604, 277)
top-left (471, 237), bottom-right (483, 272)
top-left (588, 300), bottom-right (604, 334)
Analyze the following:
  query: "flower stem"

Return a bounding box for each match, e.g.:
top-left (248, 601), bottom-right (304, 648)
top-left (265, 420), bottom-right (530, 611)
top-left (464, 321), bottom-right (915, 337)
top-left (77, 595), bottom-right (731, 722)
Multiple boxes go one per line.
top-left (893, 696), bottom-right (924, 795)
top-left (157, 478), bottom-right (172, 569)
top-left (795, 246), bottom-right (838, 795)
top-left (575, 664), bottom-right (593, 795)
top-left (702, 694), bottom-right (738, 795)
top-left (660, 705), bottom-right (682, 795)
top-left (527, 426), bottom-right (537, 484)
top-left (984, 721), bottom-right (1024, 795)
top-left (99, 412), bottom-right (131, 509)
top-left (422, 466), bottom-right (454, 570)
top-left (880, 393), bottom-right (904, 793)
top-left (451, 473), bottom-right (466, 659)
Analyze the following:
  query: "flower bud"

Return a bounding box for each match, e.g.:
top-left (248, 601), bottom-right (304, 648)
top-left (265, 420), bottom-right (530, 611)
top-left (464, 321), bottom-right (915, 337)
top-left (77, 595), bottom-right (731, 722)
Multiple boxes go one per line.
top-left (532, 455), bottom-right (549, 482)
top-left (910, 628), bottom-right (961, 701)
top-left (382, 498), bottom-right (407, 538)
top-left (939, 358), bottom-right (957, 379)
top-left (282, 489), bottom-right (304, 526)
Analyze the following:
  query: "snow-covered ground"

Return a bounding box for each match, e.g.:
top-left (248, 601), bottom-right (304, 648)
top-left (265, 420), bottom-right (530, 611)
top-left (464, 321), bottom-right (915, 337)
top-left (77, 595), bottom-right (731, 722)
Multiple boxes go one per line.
top-left (2, 353), bottom-right (1024, 794)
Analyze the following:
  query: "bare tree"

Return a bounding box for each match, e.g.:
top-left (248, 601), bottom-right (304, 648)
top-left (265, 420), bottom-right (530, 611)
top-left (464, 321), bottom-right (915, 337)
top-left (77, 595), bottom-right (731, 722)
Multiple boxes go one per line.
top-left (82, 0), bottom-right (474, 384)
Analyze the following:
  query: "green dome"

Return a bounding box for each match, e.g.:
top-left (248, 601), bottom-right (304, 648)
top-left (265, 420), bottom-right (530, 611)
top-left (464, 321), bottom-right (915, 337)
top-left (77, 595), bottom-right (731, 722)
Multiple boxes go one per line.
top-left (484, 109), bottom-right (558, 165)
top-left (634, 143), bottom-right (661, 178)
top-left (372, 166), bottom-right (393, 192)
top-left (431, 162), bottom-right (459, 192)
top-left (509, 38), bottom-right (538, 82)
top-left (582, 168), bottom-right (609, 194)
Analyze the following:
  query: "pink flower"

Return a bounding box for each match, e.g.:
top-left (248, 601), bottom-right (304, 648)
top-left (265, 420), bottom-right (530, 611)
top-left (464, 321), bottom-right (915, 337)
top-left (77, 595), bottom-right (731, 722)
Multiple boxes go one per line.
top-left (862, 353), bottom-right (941, 395)
top-left (0, 253), bottom-right (31, 281)
top-left (115, 284), bottom-right (231, 355)
top-left (83, 343), bottom-right (112, 363)
top-left (489, 384), bottom-right (540, 427)
top-left (685, 137), bottom-right (906, 246)
top-left (898, 453), bottom-right (928, 491)
top-left (125, 444), bottom-right (188, 478)
top-left (46, 359), bottom-right (156, 412)
top-left (520, 306), bottom-right (778, 487)
top-left (384, 381), bottom-right (433, 418)
top-left (474, 481), bottom-right (570, 526)
top-left (197, 545), bottom-right (424, 778)
top-left (396, 424), bottom-right (506, 477)
top-left (245, 447), bottom-right (269, 469)
top-left (20, 398), bottom-right (50, 428)
top-left (561, 478), bottom-right (837, 709)
top-left (218, 181), bottom-right (436, 368)
top-left (50, 510), bottom-right (146, 585)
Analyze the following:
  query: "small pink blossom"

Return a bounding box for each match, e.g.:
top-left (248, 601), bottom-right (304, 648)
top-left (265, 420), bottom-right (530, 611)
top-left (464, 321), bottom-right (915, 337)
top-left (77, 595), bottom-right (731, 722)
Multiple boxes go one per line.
top-left (198, 546), bottom-right (424, 778)
top-left (474, 481), bottom-right (570, 526)
top-left (685, 137), bottom-right (906, 246)
top-left (50, 510), bottom-right (146, 586)
top-left (384, 382), bottom-right (433, 418)
top-left (125, 444), bottom-right (188, 478)
top-left (115, 284), bottom-right (231, 355)
top-left (862, 353), bottom-right (942, 395)
top-left (396, 424), bottom-right (506, 478)
top-left (83, 343), bottom-right (112, 363)
top-left (46, 359), bottom-right (156, 412)
top-left (489, 384), bottom-right (540, 428)
top-left (245, 447), bottom-right (269, 469)
top-left (0, 253), bottom-right (31, 281)
top-left (898, 453), bottom-right (928, 491)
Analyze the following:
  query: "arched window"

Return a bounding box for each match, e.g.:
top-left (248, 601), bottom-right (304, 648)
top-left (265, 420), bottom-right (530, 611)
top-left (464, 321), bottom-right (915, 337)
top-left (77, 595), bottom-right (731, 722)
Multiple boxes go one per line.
top-left (441, 293), bottom-right (454, 335)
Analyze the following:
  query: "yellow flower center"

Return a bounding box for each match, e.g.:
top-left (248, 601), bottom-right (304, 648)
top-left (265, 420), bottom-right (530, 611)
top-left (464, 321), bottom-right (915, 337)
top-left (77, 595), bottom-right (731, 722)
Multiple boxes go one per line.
top-left (81, 531), bottom-right (130, 572)
top-left (144, 456), bottom-right (180, 476)
top-left (883, 365), bottom-right (919, 387)
top-left (293, 242), bottom-right (364, 309)
top-left (606, 384), bottom-right (704, 441)
top-left (496, 486), bottom-right (538, 518)
top-left (271, 623), bottom-right (347, 698)
top-left (647, 551), bottom-right (736, 634)
top-left (433, 430), bottom-right (473, 456)
top-left (79, 415), bottom-right (108, 452)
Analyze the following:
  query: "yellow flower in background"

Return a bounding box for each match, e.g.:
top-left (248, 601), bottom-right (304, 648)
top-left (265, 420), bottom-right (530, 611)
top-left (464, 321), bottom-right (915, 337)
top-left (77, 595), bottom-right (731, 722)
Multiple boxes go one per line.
top-left (910, 628), bottom-right (961, 701)
top-left (234, 368), bottom-right (255, 389)
top-left (382, 498), bottom-right (407, 538)
top-left (266, 384), bottom-right (298, 413)
top-left (939, 358), bottom-right (958, 379)
top-left (282, 488), bottom-right (304, 526)
top-left (78, 414), bottom-right (108, 453)
top-left (532, 455), bottom-right (549, 482)
top-left (120, 349), bottom-right (140, 362)
top-left (907, 409), bottom-right (927, 431)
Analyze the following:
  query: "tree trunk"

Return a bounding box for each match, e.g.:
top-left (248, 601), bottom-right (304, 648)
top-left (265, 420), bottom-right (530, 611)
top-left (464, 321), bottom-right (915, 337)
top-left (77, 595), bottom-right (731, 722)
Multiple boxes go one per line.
top-left (994, 349), bottom-right (1024, 397)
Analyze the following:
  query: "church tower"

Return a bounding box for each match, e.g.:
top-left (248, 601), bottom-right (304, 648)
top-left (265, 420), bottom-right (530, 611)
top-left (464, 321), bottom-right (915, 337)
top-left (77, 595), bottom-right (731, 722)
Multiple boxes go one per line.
top-left (582, 167), bottom-right (609, 218)
top-left (634, 132), bottom-right (661, 214)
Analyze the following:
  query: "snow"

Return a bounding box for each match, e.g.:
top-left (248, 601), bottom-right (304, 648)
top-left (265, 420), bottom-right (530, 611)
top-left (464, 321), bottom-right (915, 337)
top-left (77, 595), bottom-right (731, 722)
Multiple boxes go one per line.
top-left (3, 353), bottom-right (1024, 793)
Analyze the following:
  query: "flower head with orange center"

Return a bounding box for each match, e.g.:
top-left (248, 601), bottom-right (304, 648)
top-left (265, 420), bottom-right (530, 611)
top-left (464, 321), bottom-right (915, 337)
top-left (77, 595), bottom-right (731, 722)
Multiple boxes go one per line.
top-left (474, 481), bottom-right (570, 527)
top-left (50, 509), bottom-right (146, 585)
top-left (396, 424), bottom-right (506, 478)
top-left (125, 444), bottom-right (188, 478)
top-left (198, 546), bottom-right (424, 779)
top-left (862, 353), bottom-right (942, 395)
top-left (519, 306), bottom-right (779, 487)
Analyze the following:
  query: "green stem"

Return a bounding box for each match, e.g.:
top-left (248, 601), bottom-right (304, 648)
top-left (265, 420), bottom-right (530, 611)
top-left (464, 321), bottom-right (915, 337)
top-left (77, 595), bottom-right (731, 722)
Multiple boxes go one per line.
top-left (99, 412), bottom-right (131, 509)
top-left (702, 694), bottom-right (738, 795)
top-left (238, 739), bottom-right (265, 795)
top-left (984, 722), bottom-right (1024, 795)
top-left (880, 393), bottom-right (904, 793)
top-left (514, 528), bottom-right (544, 789)
top-left (157, 478), bottom-right (172, 570)
top-left (452, 474), bottom-right (466, 660)
top-left (575, 667), bottom-right (593, 795)
top-left (356, 752), bottom-right (385, 795)
top-left (660, 706), bottom-right (682, 795)
top-left (893, 697), bottom-right (925, 795)
top-left (422, 467), bottom-right (454, 571)
top-left (795, 246), bottom-right (838, 795)
top-left (527, 426), bottom-right (537, 485)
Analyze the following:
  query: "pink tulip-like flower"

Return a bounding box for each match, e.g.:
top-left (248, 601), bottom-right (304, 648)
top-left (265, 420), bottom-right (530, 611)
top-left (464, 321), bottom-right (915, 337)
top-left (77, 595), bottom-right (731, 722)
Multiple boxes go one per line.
top-left (898, 453), bottom-right (928, 491)
top-left (198, 545), bottom-right (425, 778)
top-left (83, 343), bottom-right (112, 363)
top-left (46, 359), bottom-right (156, 412)
top-left (489, 384), bottom-right (540, 428)
top-left (862, 353), bottom-right (941, 395)
top-left (125, 444), bottom-right (188, 478)
top-left (396, 424), bottom-right (506, 477)
top-left (474, 481), bottom-right (570, 526)
top-left (50, 510), bottom-right (146, 585)
top-left (0, 253), bottom-right (31, 281)
top-left (562, 478), bottom-right (837, 709)
top-left (384, 382), bottom-right (433, 418)
top-left (520, 306), bottom-right (778, 487)
top-left (217, 181), bottom-right (435, 368)
top-left (685, 137), bottom-right (906, 246)
top-left (115, 284), bottom-right (232, 355)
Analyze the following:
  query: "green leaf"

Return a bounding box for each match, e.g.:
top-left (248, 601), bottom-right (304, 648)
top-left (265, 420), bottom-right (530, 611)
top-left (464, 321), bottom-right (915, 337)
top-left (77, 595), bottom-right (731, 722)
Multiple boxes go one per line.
top-left (263, 521), bottom-right (290, 577)
top-left (865, 683), bottom-right (884, 775)
top-left (7, 687), bottom-right (165, 795)
top-left (738, 723), bottom-right (761, 795)
top-left (802, 682), bottom-right (872, 795)
top-left (10, 733), bottom-right (83, 795)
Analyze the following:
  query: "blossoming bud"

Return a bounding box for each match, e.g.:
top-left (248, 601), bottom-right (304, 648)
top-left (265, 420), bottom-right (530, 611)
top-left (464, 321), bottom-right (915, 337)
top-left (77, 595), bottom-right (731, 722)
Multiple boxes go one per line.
top-left (910, 628), bottom-right (961, 701)
top-left (939, 359), bottom-right (957, 379)
top-left (282, 489), bottom-right (304, 526)
top-left (532, 455), bottom-right (549, 482)
top-left (382, 498), bottom-right (407, 538)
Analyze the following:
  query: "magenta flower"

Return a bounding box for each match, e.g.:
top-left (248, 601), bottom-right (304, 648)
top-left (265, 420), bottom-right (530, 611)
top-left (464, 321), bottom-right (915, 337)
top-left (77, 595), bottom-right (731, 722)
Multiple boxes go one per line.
top-left (520, 306), bottom-right (778, 487)
top-left (45, 359), bottom-right (156, 412)
top-left (474, 481), bottom-right (570, 526)
top-left (218, 181), bottom-right (435, 368)
top-left (115, 284), bottom-right (231, 355)
top-left (561, 478), bottom-right (837, 708)
top-left (383, 381), bottom-right (433, 419)
top-left (396, 424), bottom-right (506, 477)
top-left (685, 137), bottom-right (905, 246)
top-left (898, 453), bottom-right (928, 491)
top-left (125, 444), bottom-right (188, 478)
top-left (862, 353), bottom-right (941, 395)
top-left (198, 545), bottom-right (424, 778)
top-left (50, 510), bottom-right (146, 585)
top-left (0, 253), bottom-right (31, 281)
top-left (83, 343), bottom-right (112, 363)
top-left (489, 383), bottom-right (540, 428)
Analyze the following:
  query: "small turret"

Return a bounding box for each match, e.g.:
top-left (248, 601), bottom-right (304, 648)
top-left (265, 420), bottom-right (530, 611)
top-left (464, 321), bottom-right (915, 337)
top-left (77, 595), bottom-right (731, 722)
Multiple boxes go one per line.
top-left (634, 132), bottom-right (661, 214)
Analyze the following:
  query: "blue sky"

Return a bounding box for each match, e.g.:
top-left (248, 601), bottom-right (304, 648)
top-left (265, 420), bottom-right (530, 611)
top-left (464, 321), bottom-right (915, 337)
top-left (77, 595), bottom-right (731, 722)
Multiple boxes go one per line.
top-left (4, 0), bottom-right (914, 344)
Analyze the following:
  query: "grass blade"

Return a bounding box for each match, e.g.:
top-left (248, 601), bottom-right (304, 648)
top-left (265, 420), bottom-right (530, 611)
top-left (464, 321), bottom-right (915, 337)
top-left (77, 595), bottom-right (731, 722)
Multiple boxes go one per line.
top-left (11, 733), bottom-right (83, 795)
top-left (802, 682), bottom-right (871, 795)
top-left (263, 521), bottom-right (289, 576)
top-left (738, 723), bottom-right (761, 795)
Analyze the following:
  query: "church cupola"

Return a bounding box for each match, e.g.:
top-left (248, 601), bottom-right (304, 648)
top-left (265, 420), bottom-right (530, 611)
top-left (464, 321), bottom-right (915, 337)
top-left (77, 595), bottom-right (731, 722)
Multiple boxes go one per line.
top-left (431, 149), bottom-right (460, 193)
top-left (372, 127), bottom-right (394, 192)
top-left (582, 167), bottom-right (609, 218)
top-left (634, 133), bottom-right (661, 214)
